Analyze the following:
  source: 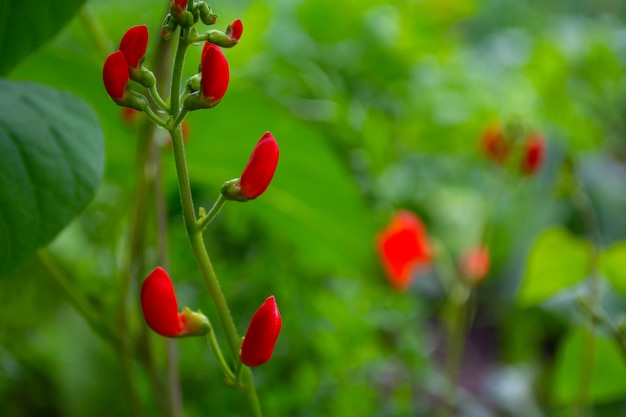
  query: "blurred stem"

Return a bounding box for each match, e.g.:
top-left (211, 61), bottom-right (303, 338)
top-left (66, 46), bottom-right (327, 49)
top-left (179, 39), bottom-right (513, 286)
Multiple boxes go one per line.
top-left (571, 163), bottom-right (602, 416)
top-left (117, 113), bottom-right (155, 417)
top-left (433, 239), bottom-right (472, 417)
top-left (79, 4), bottom-right (113, 56)
top-left (168, 28), bottom-right (263, 417)
top-left (140, 16), bottom-right (184, 417)
top-left (431, 238), bottom-right (458, 295)
top-left (576, 298), bottom-right (626, 362)
top-left (441, 283), bottom-right (471, 417)
top-left (38, 250), bottom-right (116, 344)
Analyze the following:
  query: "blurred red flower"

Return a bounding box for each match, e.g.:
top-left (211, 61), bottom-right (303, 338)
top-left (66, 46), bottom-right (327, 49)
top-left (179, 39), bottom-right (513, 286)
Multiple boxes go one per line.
top-left (480, 123), bottom-right (510, 164)
top-left (520, 132), bottom-right (546, 175)
top-left (459, 246), bottom-right (490, 285)
top-left (376, 210), bottom-right (431, 291)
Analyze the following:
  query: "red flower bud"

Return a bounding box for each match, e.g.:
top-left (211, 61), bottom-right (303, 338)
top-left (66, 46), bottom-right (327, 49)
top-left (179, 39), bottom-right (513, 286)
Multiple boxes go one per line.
top-left (239, 132), bottom-right (280, 200)
top-left (171, 0), bottom-right (188, 13)
top-left (103, 51), bottom-right (130, 101)
top-left (459, 246), bottom-right (490, 285)
top-left (480, 123), bottom-right (510, 164)
top-left (240, 296), bottom-right (282, 367)
top-left (521, 132), bottom-right (546, 175)
top-left (227, 19), bottom-right (243, 42)
top-left (119, 25), bottom-right (148, 70)
top-left (201, 43), bottom-right (230, 105)
top-left (140, 267), bottom-right (209, 338)
top-left (376, 210), bottom-right (431, 291)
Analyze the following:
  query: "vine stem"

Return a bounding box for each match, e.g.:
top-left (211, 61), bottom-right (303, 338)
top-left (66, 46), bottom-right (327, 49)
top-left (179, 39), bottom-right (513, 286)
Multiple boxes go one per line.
top-left (38, 251), bottom-right (116, 344)
top-left (206, 329), bottom-right (236, 382)
top-left (197, 194), bottom-right (227, 231)
top-left (572, 182), bottom-right (601, 416)
top-left (168, 26), bottom-right (263, 417)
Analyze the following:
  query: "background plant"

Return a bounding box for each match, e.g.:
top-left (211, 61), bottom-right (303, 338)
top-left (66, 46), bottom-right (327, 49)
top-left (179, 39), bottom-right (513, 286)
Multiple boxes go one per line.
top-left (2, 0), bottom-right (626, 416)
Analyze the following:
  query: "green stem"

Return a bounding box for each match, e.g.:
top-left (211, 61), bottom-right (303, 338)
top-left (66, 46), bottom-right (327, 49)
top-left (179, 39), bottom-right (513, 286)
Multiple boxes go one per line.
top-left (197, 194), bottom-right (227, 231)
top-left (577, 298), bottom-right (626, 362)
top-left (168, 30), bottom-right (263, 417)
top-left (571, 176), bottom-right (601, 416)
top-left (441, 283), bottom-right (470, 417)
top-left (207, 330), bottom-right (236, 382)
top-left (149, 83), bottom-right (170, 112)
top-left (173, 109), bottom-right (189, 129)
top-left (144, 105), bottom-right (168, 128)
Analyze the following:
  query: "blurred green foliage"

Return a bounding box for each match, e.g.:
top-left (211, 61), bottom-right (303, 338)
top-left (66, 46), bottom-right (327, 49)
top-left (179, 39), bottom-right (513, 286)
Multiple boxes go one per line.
top-left (2, 0), bottom-right (626, 415)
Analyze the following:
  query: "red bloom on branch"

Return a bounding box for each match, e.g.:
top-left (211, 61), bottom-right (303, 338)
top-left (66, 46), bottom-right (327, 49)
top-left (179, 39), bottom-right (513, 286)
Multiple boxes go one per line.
top-left (240, 296), bottom-right (282, 367)
top-left (521, 132), bottom-right (546, 175)
top-left (201, 43), bottom-right (230, 106)
top-left (141, 267), bottom-right (181, 337)
top-left (376, 210), bottom-right (431, 291)
top-left (171, 0), bottom-right (188, 13)
top-left (480, 123), bottom-right (510, 164)
top-left (103, 51), bottom-right (130, 101)
top-left (140, 267), bottom-right (209, 338)
top-left (227, 19), bottom-right (244, 42)
top-left (459, 246), bottom-right (490, 285)
top-left (239, 132), bottom-right (280, 200)
top-left (119, 25), bottom-right (148, 70)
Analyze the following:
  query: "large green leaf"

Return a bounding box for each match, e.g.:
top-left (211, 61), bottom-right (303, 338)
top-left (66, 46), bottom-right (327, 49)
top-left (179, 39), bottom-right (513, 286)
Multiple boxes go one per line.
top-left (0, 80), bottom-right (104, 276)
top-left (552, 328), bottom-right (626, 405)
top-left (600, 242), bottom-right (626, 298)
top-left (518, 227), bottom-right (591, 306)
top-left (0, 0), bottom-right (87, 75)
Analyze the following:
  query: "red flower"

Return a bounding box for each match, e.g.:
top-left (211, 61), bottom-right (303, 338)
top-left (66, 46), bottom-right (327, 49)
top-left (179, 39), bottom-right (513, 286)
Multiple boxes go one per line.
top-left (171, 0), bottom-right (187, 13)
top-left (140, 267), bottom-right (209, 338)
top-left (480, 123), bottom-right (510, 164)
top-left (119, 25), bottom-right (148, 70)
top-left (240, 296), bottom-right (282, 367)
top-left (239, 132), bottom-right (280, 200)
top-left (141, 267), bottom-right (181, 337)
top-left (459, 246), bottom-right (490, 285)
top-left (103, 51), bottom-right (130, 101)
top-left (201, 43), bottom-right (230, 105)
top-left (376, 210), bottom-right (431, 291)
top-left (521, 132), bottom-right (545, 175)
top-left (227, 19), bottom-right (244, 42)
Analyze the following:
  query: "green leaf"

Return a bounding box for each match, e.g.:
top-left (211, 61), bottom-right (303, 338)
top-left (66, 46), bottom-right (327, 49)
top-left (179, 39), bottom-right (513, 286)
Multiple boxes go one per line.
top-left (552, 328), bottom-right (626, 405)
top-left (0, 0), bottom-right (87, 75)
top-left (0, 80), bottom-right (104, 276)
top-left (600, 242), bottom-right (626, 298)
top-left (518, 227), bottom-right (591, 306)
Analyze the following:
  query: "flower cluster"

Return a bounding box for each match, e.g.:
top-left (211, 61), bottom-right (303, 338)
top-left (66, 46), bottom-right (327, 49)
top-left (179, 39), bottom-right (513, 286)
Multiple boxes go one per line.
top-left (102, 25), bottom-right (150, 109)
top-left (104, 2), bottom-right (283, 372)
top-left (480, 122), bottom-right (546, 175)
